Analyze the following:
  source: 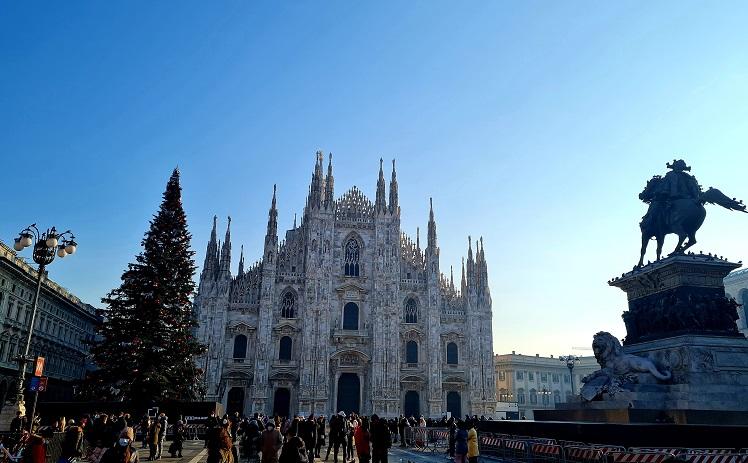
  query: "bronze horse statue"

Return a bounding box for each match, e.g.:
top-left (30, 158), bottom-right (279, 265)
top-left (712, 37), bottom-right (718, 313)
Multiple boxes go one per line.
top-left (638, 176), bottom-right (746, 267)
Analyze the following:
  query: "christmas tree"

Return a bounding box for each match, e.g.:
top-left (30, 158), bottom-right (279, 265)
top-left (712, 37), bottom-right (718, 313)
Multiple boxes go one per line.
top-left (86, 169), bottom-right (206, 405)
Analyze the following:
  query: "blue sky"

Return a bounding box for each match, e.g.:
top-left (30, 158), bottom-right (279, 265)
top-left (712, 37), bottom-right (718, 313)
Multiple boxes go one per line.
top-left (2, 1), bottom-right (747, 356)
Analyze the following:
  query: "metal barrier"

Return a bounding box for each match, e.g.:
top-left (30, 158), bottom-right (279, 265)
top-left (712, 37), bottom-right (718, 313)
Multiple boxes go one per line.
top-left (403, 427), bottom-right (449, 453)
top-left (594, 446), bottom-right (627, 455)
top-left (565, 446), bottom-right (605, 463)
top-left (631, 448), bottom-right (688, 456)
top-left (530, 443), bottom-right (563, 463)
top-left (503, 439), bottom-right (529, 462)
top-left (480, 435), bottom-right (503, 456)
top-left (686, 450), bottom-right (738, 455)
top-left (607, 451), bottom-right (675, 463)
top-left (680, 454), bottom-right (748, 463)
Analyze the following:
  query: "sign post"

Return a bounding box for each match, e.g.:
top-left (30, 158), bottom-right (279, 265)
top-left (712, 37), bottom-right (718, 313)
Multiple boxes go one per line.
top-left (28, 357), bottom-right (45, 431)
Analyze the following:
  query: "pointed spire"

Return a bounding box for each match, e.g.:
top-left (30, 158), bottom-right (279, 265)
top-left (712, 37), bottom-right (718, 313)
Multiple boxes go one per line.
top-left (416, 227), bottom-right (420, 250)
top-left (238, 245), bottom-right (245, 277)
top-left (375, 158), bottom-right (387, 213)
top-left (324, 152), bottom-right (334, 208)
top-left (427, 198), bottom-right (437, 251)
top-left (307, 151), bottom-right (325, 209)
top-left (293, 213), bottom-right (297, 229)
top-left (201, 215), bottom-right (220, 281)
top-left (467, 235), bottom-right (475, 290)
top-left (219, 216), bottom-right (232, 277)
top-left (266, 185), bottom-right (278, 246)
top-left (389, 159), bottom-right (399, 214)
top-left (461, 257), bottom-right (467, 295)
top-left (450, 265), bottom-right (454, 289)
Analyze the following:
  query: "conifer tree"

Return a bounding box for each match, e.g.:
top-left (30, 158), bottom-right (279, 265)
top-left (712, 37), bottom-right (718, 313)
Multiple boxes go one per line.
top-left (86, 169), bottom-right (206, 405)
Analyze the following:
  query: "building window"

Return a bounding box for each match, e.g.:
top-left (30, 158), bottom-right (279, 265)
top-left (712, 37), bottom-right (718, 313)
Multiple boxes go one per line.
top-left (528, 372), bottom-right (534, 381)
top-left (343, 302), bottom-right (359, 330)
top-left (498, 371), bottom-right (506, 381)
top-left (516, 371), bottom-right (523, 380)
top-left (281, 292), bottom-right (296, 318)
top-left (517, 388), bottom-right (525, 404)
top-left (529, 388), bottom-right (537, 405)
top-left (279, 336), bottom-right (292, 361)
top-left (552, 373), bottom-right (560, 383)
top-left (406, 340), bottom-right (418, 363)
top-left (564, 374), bottom-right (570, 383)
top-left (541, 390), bottom-right (550, 405)
top-left (233, 335), bottom-right (247, 359)
top-left (344, 239), bottom-right (360, 277)
top-left (404, 298), bottom-right (417, 323)
top-left (553, 390), bottom-right (561, 404)
top-left (446, 342), bottom-right (458, 365)
top-left (541, 373), bottom-right (548, 382)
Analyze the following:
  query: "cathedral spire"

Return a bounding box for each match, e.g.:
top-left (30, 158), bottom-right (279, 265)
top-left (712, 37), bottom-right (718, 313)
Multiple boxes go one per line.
top-left (427, 197), bottom-right (437, 251)
top-left (375, 158), bottom-right (387, 213)
top-left (461, 257), bottom-right (467, 295)
top-left (293, 213), bottom-right (297, 229)
top-left (416, 227), bottom-right (420, 250)
top-left (237, 245), bottom-right (245, 277)
top-left (266, 185), bottom-right (278, 245)
top-left (324, 153), bottom-right (334, 209)
top-left (467, 235), bottom-right (475, 290)
top-left (307, 151), bottom-right (325, 209)
top-left (450, 265), bottom-right (454, 289)
top-left (201, 215), bottom-right (220, 281)
top-left (388, 159), bottom-right (398, 214)
top-left (219, 216), bottom-right (232, 277)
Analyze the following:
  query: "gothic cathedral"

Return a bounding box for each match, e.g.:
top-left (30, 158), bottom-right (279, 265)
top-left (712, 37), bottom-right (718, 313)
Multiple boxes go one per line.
top-left (194, 153), bottom-right (496, 418)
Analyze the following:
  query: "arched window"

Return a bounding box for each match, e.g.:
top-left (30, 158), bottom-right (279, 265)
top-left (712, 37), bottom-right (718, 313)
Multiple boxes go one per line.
top-left (406, 340), bottom-right (418, 363)
top-left (553, 390), bottom-right (561, 404)
top-left (233, 334), bottom-right (247, 359)
top-left (344, 239), bottom-right (360, 277)
top-left (446, 342), bottom-right (458, 365)
top-left (517, 388), bottom-right (525, 404)
top-left (281, 292), bottom-right (296, 318)
top-left (529, 388), bottom-right (538, 405)
top-left (343, 302), bottom-right (359, 330)
top-left (279, 336), bottom-right (292, 361)
top-left (541, 390), bottom-right (550, 406)
top-left (404, 299), bottom-right (417, 324)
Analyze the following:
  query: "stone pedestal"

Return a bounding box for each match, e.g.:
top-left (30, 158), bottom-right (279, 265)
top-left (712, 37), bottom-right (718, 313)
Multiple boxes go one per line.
top-left (537, 254), bottom-right (748, 424)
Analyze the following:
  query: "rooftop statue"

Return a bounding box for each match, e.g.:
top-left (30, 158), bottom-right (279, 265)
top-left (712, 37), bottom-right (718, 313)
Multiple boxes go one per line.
top-left (637, 159), bottom-right (746, 267)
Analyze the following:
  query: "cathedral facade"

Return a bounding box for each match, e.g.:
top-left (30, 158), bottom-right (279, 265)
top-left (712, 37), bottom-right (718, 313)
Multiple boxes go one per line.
top-left (194, 153), bottom-right (496, 418)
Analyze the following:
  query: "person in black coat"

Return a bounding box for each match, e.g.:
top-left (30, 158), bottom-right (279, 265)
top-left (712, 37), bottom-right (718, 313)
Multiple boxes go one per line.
top-left (299, 415), bottom-right (317, 463)
top-left (369, 415), bottom-right (390, 463)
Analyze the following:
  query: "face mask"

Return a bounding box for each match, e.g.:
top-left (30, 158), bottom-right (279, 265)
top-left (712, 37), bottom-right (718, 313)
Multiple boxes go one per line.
top-left (119, 438), bottom-right (130, 447)
top-left (267, 426), bottom-right (274, 431)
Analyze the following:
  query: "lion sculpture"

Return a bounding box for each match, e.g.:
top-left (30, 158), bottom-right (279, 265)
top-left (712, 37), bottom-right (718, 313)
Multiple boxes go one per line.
top-left (580, 331), bottom-right (671, 402)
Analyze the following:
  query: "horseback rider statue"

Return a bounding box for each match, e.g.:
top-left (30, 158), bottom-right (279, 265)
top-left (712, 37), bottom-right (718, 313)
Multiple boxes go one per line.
top-left (638, 159), bottom-right (746, 267)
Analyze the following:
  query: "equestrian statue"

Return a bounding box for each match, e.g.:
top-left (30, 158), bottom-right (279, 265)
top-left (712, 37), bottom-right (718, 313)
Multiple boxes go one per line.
top-left (638, 159), bottom-right (746, 267)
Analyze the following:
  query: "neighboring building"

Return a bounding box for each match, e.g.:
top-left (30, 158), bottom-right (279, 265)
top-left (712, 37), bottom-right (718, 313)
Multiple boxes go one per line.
top-left (494, 352), bottom-right (597, 420)
top-left (194, 153), bottom-right (496, 418)
top-left (725, 268), bottom-right (748, 338)
top-left (0, 240), bottom-right (100, 411)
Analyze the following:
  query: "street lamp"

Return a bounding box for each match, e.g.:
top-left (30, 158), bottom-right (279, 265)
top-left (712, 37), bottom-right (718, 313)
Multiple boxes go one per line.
top-left (11, 224), bottom-right (77, 428)
top-left (559, 355), bottom-right (579, 398)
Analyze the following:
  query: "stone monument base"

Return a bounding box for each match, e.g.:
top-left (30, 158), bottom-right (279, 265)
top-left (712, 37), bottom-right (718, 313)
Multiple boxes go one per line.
top-left (536, 334), bottom-right (748, 424)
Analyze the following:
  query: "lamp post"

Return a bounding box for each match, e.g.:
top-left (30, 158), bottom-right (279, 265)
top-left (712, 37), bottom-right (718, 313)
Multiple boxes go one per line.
top-left (10, 224), bottom-right (76, 428)
top-left (559, 355), bottom-right (579, 399)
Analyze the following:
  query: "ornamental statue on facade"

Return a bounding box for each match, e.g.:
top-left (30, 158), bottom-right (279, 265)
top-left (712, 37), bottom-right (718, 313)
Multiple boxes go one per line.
top-left (637, 159), bottom-right (746, 267)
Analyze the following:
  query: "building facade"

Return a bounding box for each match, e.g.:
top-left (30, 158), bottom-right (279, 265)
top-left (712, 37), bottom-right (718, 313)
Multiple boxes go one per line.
top-left (194, 153), bottom-right (496, 418)
top-left (0, 240), bottom-right (99, 412)
top-left (725, 268), bottom-right (748, 338)
top-left (494, 352), bottom-right (597, 419)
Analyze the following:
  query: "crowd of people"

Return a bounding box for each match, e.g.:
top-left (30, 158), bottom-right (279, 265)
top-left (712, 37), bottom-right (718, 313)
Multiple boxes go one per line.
top-left (203, 412), bottom-right (485, 463)
top-left (2, 409), bottom-right (484, 463)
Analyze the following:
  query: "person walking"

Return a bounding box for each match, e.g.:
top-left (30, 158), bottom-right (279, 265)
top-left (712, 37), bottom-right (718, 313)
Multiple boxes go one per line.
top-left (369, 415), bottom-right (390, 463)
top-left (448, 418), bottom-right (456, 460)
top-left (100, 428), bottom-right (139, 463)
top-left (261, 421), bottom-right (283, 463)
top-left (314, 417), bottom-right (325, 458)
top-left (299, 415), bottom-right (316, 463)
top-left (278, 421), bottom-right (306, 463)
top-left (396, 416), bottom-right (406, 448)
top-left (170, 420), bottom-right (185, 458)
top-left (466, 421), bottom-right (478, 463)
top-left (156, 414), bottom-right (168, 460)
top-left (207, 419), bottom-right (234, 463)
top-left (147, 418), bottom-right (161, 461)
top-left (353, 418), bottom-right (370, 463)
top-left (454, 422), bottom-right (467, 463)
top-left (139, 416), bottom-right (150, 449)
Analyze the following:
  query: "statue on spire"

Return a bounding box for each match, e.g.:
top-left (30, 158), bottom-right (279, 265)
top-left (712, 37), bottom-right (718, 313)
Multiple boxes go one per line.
top-left (637, 159), bottom-right (746, 267)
